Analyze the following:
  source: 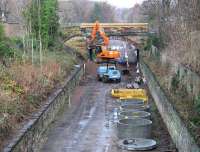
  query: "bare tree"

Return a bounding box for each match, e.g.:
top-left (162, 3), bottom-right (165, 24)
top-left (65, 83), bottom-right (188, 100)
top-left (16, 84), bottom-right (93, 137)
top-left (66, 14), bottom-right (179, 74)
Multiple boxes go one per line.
top-left (140, 0), bottom-right (200, 72)
top-left (0, 0), bottom-right (8, 22)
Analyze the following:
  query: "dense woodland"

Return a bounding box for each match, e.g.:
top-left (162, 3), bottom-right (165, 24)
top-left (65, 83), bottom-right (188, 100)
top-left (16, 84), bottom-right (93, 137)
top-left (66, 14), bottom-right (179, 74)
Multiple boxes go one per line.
top-left (58, 0), bottom-right (142, 23)
top-left (141, 0), bottom-right (200, 73)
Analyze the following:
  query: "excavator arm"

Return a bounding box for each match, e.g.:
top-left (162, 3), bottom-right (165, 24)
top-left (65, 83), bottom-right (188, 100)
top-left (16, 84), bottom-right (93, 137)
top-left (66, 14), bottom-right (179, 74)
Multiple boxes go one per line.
top-left (99, 31), bottom-right (109, 46)
top-left (90, 21), bottom-right (120, 60)
top-left (91, 21), bottom-right (109, 46)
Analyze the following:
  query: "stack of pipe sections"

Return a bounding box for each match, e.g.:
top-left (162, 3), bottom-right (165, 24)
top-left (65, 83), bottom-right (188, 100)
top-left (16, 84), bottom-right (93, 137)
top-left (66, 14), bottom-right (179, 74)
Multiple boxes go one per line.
top-left (115, 98), bottom-right (156, 150)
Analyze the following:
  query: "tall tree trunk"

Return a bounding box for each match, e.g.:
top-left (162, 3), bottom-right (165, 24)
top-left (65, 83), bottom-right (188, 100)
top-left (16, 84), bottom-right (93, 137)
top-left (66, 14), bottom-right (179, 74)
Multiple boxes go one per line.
top-left (37, 0), bottom-right (42, 67)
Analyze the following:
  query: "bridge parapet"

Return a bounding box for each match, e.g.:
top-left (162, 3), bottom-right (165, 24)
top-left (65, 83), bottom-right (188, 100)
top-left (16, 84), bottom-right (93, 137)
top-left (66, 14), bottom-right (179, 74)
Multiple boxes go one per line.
top-left (62, 23), bottom-right (151, 38)
top-left (80, 23), bottom-right (149, 32)
top-left (80, 23), bottom-right (149, 35)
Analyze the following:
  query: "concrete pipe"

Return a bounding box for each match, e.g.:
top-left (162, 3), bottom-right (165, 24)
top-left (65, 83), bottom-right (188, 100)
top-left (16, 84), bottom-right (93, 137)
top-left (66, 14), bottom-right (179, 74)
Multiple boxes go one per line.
top-left (120, 104), bottom-right (150, 112)
top-left (119, 99), bottom-right (145, 106)
top-left (119, 111), bottom-right (151, 120)
top-left (117, 118), bottom-right (152, 139)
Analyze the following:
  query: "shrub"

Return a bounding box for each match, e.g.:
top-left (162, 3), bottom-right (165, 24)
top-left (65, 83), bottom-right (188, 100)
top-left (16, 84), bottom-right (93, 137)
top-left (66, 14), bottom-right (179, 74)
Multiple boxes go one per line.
top-left (0, 24), bottom-right (14, 58)
top-left (171, 70), bottom-right (180, 92)
top-left (194, 94), bottom-right (200, 114)
top-left (144, 34), bottom-right (164, 51)
top-left (0, 23), bottom-right (5, 41)
top-left (0, 41), bottom-right (14, 57)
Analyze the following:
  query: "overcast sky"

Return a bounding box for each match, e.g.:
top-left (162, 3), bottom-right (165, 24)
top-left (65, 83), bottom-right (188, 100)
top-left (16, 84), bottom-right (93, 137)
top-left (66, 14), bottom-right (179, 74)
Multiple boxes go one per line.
top-left (91, 0), bottom-right (144, 8)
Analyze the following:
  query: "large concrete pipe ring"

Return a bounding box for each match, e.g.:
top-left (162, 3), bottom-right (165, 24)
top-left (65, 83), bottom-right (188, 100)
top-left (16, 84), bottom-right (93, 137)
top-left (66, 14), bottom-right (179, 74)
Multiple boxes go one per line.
top-left (120, 104), bottom-right (150, 112)
top-left (117, 118), bottom-right (152, 139)
top-left (118, 138), bottom-right (157, 151)
top-left (119, 111), bottom-right (151, 120)
top-left (119, 99), bottom-right (145, 106)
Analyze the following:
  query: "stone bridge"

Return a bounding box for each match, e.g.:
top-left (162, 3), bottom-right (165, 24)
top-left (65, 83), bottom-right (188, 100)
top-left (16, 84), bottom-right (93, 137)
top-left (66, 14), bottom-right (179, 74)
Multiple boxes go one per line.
top-left (62, 23), bottom-right (150, 45)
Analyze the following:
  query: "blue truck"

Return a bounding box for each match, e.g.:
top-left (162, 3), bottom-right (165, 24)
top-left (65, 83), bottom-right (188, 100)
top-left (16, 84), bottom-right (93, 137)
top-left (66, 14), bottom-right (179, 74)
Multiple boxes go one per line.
top-left (97, 66), bottom-right (121, 83)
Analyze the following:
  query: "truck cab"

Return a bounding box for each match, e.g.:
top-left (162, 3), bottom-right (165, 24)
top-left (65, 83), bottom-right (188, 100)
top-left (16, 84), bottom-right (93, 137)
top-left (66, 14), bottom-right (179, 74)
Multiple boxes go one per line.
top-left (97, 65), bottom-right (121, 83)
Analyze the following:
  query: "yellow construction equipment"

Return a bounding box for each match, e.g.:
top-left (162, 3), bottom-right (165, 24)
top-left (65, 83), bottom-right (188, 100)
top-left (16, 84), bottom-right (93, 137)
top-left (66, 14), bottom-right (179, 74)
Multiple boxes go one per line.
top-left (111, 89), bottom-right (148, 103)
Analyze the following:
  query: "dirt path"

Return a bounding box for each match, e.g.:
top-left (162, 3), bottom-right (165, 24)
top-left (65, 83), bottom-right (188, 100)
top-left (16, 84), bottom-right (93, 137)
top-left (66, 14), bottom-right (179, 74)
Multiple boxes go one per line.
top-left (40, 63), bottom-right (177, 152)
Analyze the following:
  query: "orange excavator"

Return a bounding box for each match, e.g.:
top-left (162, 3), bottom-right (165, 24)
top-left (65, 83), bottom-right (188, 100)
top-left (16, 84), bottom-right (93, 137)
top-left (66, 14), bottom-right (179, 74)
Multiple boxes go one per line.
top-left (90, 21), bottom-right (120, 60)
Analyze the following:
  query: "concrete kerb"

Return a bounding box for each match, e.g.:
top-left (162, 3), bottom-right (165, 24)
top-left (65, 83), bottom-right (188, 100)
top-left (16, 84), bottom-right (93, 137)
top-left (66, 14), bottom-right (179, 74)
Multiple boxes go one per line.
top-left (3, 64), bottom-right (85, 152)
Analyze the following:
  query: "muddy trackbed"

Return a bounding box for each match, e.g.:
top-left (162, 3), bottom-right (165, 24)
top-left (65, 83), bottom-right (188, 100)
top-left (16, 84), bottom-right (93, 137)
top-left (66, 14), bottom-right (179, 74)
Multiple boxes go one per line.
top-left (41, 62), bottom-right (177, 152)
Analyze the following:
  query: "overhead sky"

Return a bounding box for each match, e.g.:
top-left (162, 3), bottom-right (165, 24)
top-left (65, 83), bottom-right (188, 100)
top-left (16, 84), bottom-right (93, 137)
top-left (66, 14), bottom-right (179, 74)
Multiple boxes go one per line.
top-left (91, 0), bottom-right (144, 8)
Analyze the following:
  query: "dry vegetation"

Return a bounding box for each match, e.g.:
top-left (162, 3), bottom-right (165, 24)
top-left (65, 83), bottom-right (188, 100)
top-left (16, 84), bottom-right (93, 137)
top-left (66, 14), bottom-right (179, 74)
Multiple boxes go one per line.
top-left (140, 0), bottom-right (200, 144)
top-left (58, 0), bottom-right (115, 24)
top-left (141, 0), bottom-right (200, 74)
top-left (0, 51), bottom-right (76, 149)
top-left (142, 54), bottom-right (200, 145)
top-left (65, 37), bottom-right (87, 60)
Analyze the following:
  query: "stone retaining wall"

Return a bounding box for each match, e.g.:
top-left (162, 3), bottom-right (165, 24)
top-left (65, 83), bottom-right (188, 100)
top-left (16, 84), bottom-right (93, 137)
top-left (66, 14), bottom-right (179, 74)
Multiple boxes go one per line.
top-left (140, 60), bottom-right (200, 152)
top-left (4, 65), bottom-right (85, 152)
top-left (146, 45), bottom-right (200, 98)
